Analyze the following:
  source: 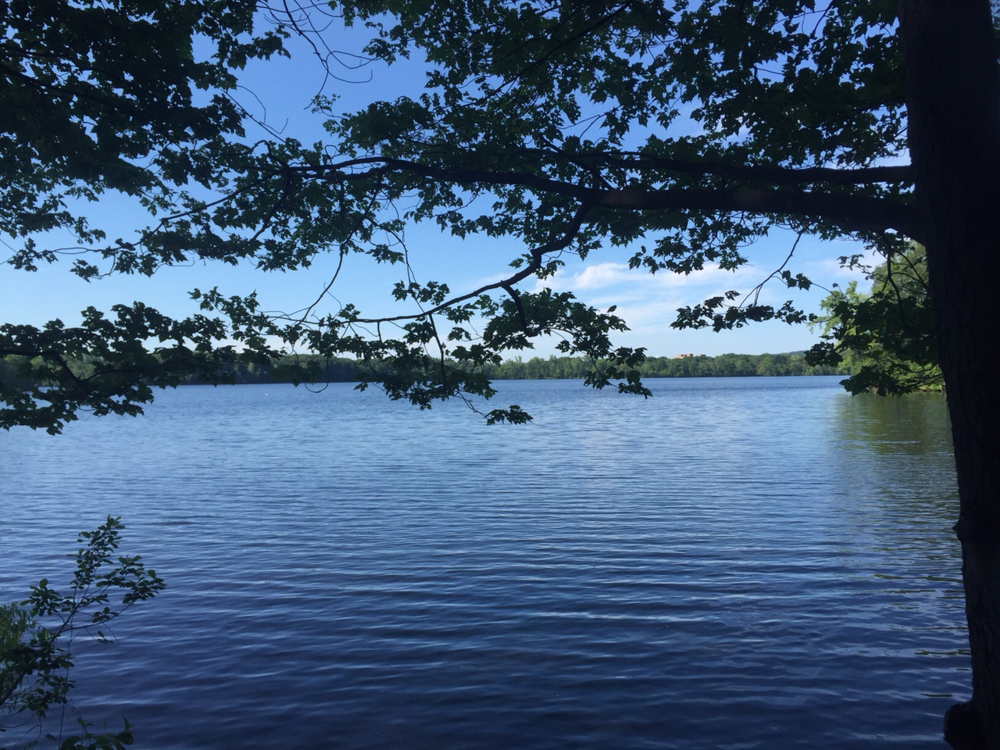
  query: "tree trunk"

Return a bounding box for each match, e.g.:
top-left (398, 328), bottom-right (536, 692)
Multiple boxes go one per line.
top-left (899, 2), bottom-right (1000, 748)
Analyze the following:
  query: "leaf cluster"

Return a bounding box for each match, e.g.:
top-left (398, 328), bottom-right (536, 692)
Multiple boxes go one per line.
top-left (0, 517), bottom-right (164, 748)
top-left (2, 1), bottom-right (286, 247)
top-left (0, 302), bottom-right (277, 433)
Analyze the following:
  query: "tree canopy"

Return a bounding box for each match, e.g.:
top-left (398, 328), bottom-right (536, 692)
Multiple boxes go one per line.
top-left (2, 0), bottom-right (918, 432)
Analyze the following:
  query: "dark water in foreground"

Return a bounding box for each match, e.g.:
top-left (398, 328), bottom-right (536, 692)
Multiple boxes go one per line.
top-left (0, 377), bottom-right (964, 749)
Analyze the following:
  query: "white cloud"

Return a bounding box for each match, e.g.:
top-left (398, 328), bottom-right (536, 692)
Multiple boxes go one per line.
top-left (531, 260), bottom-right (762, 296)
top-left (569, 262), bottom-right (635, 290)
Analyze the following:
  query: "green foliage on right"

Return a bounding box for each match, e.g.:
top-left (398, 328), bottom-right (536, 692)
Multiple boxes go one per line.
top-left (0, 517), bottom-right (164, 749)
top-left (808, 246), bottom-right (942, 395)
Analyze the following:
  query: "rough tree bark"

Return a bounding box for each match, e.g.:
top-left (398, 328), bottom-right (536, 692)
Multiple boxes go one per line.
top-left (900, 2), bottom-right (1000, 748)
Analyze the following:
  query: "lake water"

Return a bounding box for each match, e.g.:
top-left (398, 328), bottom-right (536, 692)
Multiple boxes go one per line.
top-left (0, 377), bottom-right (965, 749)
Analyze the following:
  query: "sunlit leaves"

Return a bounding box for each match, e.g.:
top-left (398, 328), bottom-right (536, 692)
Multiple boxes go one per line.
top-left (806, 245), bottom-right (941, 394)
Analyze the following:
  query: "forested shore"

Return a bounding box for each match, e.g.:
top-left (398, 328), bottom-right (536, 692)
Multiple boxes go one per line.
top-left (0, 352), bottom-right (845, 390)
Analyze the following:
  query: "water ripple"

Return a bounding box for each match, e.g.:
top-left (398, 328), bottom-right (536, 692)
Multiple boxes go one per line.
top-left (0, 378), bottom-right (963, 749)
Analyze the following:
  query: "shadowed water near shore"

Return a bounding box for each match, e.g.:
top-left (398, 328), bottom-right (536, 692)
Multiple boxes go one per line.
top-left (0, 377), bottom-right (963, 749)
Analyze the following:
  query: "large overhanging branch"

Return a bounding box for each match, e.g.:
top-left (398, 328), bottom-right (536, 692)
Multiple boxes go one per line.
top-left (594, 187), bottom-right (915, 237)
top-left (305, 157), bottom-right (920, 240)
top-left (519, 150), bottom-right (914, 187)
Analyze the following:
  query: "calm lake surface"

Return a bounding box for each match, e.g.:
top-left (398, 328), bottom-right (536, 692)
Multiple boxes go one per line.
top-left (0, 377), bottom-right (965, 749)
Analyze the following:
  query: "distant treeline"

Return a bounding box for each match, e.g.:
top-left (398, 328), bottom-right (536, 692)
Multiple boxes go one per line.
top-left (216, 351), bottom-right (845, 383)
top-left (482, 352), bottom-right (845, 380)
top-left (1, 351), bottom-right (845, 390)
top-left (0, 354), bottom-right (358, 388)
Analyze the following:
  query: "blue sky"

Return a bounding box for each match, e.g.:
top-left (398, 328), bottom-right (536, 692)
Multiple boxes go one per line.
top-left (1, 19), bottom-right (875, 359)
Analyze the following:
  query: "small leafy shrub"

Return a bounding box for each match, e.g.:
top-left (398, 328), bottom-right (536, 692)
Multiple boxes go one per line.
top-left (1, 517), bottom-right (164, 748)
